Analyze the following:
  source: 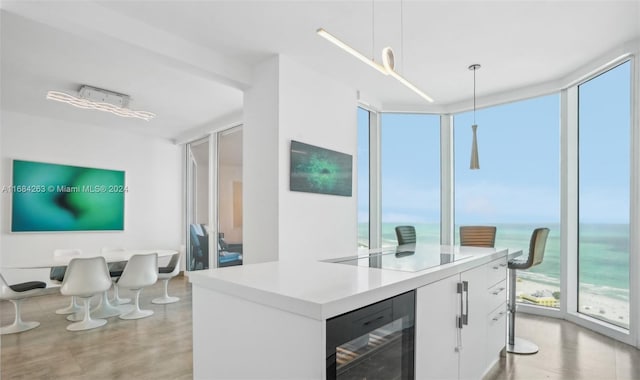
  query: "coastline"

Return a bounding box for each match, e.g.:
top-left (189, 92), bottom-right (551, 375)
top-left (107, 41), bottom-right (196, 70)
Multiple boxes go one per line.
top-left (516, 277), bottom-right (629, 327)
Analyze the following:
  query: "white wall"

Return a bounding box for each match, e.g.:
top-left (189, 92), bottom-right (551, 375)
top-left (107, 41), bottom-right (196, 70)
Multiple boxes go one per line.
top-left (277, 56), bottom-right (358, 261)
top-left (0, 110), bottom-right (183, 283)
top-left (243, 56), bottom-right (280, 264)
top-left (243, 55), bottom-right (358, 264)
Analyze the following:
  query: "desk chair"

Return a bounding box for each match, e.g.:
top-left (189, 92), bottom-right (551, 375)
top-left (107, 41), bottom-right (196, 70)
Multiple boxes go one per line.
top-left (507, 227), bottom-right (550, 354)
top-left (61, 257), bottom-right (113, 331)
top-left (395, 226), bottom-right (416, 245)
top-left (460, 226), bottom-right (497, 248)
top-left (0, 273), bottom-right (46, 334)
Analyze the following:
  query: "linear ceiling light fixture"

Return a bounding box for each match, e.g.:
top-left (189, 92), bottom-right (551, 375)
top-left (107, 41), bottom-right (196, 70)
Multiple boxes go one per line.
top-left (382, 47), bottom-right (434, 103)
top-left (469, 64), bottom-right (481, 170)
top-left (317, 28), bottom-right (435, 103)
top-left (316, 28), bottom-right (388, 75)
top-left (46, 85), bottom-right (155, 121)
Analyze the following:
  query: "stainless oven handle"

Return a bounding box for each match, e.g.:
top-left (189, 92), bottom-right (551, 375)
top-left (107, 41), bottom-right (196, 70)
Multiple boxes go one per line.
top-left (363, 315), bottom-right (385, 326)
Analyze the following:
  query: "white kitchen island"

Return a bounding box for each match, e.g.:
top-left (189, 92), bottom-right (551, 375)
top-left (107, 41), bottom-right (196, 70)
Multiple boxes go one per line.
top-left (189, 245), bottom-right (521, 380)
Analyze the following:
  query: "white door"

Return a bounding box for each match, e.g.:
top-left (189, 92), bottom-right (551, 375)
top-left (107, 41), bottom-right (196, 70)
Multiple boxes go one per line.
top-left (415, 274), bottom-right (461, 380)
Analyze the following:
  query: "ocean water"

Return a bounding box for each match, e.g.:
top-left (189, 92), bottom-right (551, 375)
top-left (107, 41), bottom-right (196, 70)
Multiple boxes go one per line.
top-left (357, 222), bottom-right (630, 302)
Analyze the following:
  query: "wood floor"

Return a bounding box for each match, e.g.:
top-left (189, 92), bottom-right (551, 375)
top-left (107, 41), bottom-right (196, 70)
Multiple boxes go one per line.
top-left (486, 313), bottom-right (640, 380)
top-left (1, 275), bottom-right (193, 380)
top-left (2, 276), bottom-right (639, 379)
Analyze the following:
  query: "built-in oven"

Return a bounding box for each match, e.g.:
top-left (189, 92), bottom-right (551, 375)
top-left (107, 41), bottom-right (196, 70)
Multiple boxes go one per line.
top-left (326, 290), bottom-right (415, 380)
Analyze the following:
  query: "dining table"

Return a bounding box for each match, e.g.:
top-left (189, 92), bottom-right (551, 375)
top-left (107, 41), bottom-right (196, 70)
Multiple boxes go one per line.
top-left (0, 249), bottom-right (178, 269)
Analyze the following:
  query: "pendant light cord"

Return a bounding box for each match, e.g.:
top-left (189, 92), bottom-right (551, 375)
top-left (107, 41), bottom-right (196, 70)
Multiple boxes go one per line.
top-left (371, 0), bottom-right (375, 60)
top-left (473, 67), bottom-right (476, 124)
top-left (400, 0), bottom-right (404, 74)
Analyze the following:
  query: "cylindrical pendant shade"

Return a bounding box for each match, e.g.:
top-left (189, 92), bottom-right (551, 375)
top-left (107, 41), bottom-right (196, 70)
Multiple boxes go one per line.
top-left (470, 124), bottom-right (480, 170)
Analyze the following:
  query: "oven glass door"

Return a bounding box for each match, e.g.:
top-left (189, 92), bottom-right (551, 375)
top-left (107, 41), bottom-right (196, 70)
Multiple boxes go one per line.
top-left (326, 291), bottom-right (415, 380)
top-left (336, 318), bottom-right (412, 379)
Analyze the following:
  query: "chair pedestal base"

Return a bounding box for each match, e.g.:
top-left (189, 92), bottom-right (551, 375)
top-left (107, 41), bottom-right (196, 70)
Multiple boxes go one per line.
top-left (92, 291), bottom-right (122, 318)
top-left (67, 318), bottom-right (107, 331)
top-left (508, 267), bottom-right (539, 355)
top-left (152, 296), bottom-right (179, 304)
top-left (1, 320), bottom-right (40, 335)
top-left (151, 279), bottom-right (179, 304)
top-left (55, 296), bottom-right (82, 315)
top-left (120, 309), bottom-right (153, 320)
top-left (110, 282), bottom-right (130, 305)
top-left (1, 299), bottom-right (41, 334)
top-left (507, 337), bottom-right (539, 354)
top-left (66, 296), bottom-right (108, 331)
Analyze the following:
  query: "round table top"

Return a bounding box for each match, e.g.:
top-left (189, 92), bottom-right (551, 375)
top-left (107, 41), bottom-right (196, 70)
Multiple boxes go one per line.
top-left (0, 249), bottom-right (178, 269)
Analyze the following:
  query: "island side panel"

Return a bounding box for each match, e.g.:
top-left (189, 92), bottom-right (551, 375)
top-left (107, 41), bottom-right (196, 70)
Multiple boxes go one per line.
top-left (192, 285), bottom-right (325, 379)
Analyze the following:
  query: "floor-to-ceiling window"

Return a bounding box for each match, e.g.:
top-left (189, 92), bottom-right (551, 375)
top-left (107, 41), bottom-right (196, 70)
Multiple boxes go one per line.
top-left (454, 94), bottom-right (561, 308)
top-left (357, 107), bottom-right (370, 248)
top-left (186, 137), bottom-right (210, 271)
top-left (578, 61), bottom-right (631, 329)
top-left (358, 56), bottom-right (636, 344)
top-left (217, 126), bottom-right (243, 268)
top-left (381, 113), bottom-right (440, 247)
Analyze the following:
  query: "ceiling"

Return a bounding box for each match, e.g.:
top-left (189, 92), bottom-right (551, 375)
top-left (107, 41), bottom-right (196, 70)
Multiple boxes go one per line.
top-left (1, 1), bottom-right (639, 141)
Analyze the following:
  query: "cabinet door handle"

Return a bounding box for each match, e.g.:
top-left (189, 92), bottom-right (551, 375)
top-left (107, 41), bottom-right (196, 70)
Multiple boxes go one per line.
top-left (499, 263), bottom-right (507, 267)
top-left (492, 311), bottom-right (506, 321)
top-left (492, 287), bottom-right (505, 295)
top-left (457, 282), bottom-right (464, 329)
top-left (462, 281), bottom-right (469, 325)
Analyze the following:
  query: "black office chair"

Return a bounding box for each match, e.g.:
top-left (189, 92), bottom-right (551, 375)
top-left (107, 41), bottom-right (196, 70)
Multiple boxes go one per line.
top-left (395, 226), bottom-right (416, 245)
top-left (507, 227), bottom-right (550, 354)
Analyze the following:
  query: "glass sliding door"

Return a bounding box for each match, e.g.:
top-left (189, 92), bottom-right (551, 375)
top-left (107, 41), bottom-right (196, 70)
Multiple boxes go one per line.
top-left (381, 113), bottom-right (440, 247)
top-left (357, 107), bottom-right (370, 249)
top-left (454, 94), bottom-right (561, 309)
top-left (578, 61), bottom-right (631, 328)
top-left (186, 137), bottom-right (211, 271)
top-left (217, 126), bottom-right (243, 267)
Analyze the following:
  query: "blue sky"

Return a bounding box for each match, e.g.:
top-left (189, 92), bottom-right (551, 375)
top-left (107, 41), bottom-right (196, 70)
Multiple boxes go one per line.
top-left (358, 61), bottom-right (631, 225)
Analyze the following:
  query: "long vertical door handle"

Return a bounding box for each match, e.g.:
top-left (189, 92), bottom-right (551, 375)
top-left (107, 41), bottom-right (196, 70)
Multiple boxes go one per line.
top-left (455, 281), bottom-right (464, 352)
top-left (462, 281), bottom-right (469, 325)
top-left (457, 282), bottom-right (464, 329)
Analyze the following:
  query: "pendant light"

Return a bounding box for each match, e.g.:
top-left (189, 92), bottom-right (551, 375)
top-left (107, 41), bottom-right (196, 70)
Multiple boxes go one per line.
top-left (317, 0), bottom-right (434, 103)
top-left (468, 64), bottom-right (481, 170)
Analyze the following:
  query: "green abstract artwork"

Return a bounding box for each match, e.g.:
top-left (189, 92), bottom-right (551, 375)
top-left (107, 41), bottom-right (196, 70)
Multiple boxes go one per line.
top-left (290, 141), bottom-right (352, 197)
top-left (10, 160), bottom-right (125, 232)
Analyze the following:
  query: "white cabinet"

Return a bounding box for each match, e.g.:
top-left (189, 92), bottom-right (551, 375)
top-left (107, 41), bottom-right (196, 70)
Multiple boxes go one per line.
top-left (415, 273), bottom-right (460, 380)
top-left (415, 258), bottom-right (507, 380)
top-left (458, 264), bottom-right (488, 380)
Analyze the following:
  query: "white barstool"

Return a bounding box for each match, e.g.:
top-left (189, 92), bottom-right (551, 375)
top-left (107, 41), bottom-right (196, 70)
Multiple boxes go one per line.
top-left (152, 253), bottom-right (180, 304)
top-left (118, 253), bottom-right (158, 320)
top-left (61, 257), bottom-right (112, 331)
top-left (0, 273), bottom-right (46, 334)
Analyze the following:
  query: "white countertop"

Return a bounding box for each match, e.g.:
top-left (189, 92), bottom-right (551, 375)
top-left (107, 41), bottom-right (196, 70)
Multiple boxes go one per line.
top-left (188, 245), bottom-right (522, 321)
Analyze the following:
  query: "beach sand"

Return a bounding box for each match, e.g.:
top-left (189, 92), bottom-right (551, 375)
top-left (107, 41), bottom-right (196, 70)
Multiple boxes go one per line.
top-left (516, 277), bottom-right (629, 327)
